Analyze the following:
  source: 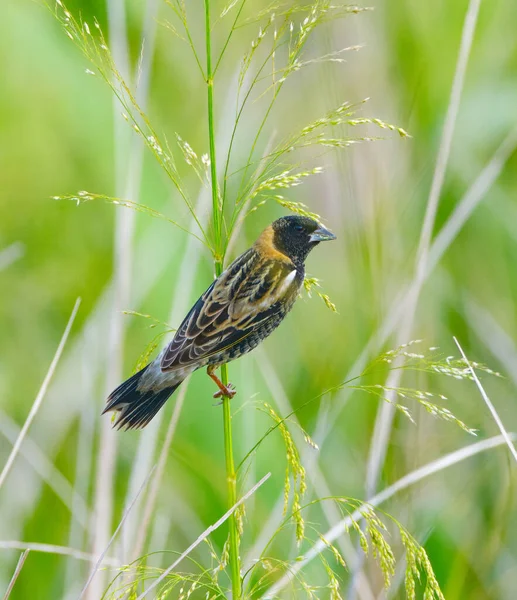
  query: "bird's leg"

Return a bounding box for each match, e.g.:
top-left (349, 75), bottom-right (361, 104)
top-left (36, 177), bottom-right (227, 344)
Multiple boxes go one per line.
top-left (207, 365), bottom-right (236, 399)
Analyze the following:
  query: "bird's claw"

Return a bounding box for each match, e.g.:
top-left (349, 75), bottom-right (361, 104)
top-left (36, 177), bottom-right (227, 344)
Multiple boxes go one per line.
top-left (213, 383), bottom-right (236, 399)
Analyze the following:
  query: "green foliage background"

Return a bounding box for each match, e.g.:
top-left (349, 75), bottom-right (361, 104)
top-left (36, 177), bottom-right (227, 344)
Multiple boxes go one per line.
top-left (1, 0), bottom-right (517, 598)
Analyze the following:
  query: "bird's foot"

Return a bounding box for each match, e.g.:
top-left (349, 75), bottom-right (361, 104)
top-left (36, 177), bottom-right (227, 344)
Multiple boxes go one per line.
top-left (213, 382), bottom-right (236, 400)
top-left (207, 366), bottom-right (237, 400)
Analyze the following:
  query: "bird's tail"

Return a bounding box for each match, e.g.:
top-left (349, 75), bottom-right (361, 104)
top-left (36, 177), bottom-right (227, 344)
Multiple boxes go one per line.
top-left (103, 365), bottom-right (180, 430)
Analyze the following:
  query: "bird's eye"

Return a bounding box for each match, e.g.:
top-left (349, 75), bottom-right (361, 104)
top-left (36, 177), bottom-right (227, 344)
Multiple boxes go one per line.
top-left (294, 224), bottom-right (304, 232)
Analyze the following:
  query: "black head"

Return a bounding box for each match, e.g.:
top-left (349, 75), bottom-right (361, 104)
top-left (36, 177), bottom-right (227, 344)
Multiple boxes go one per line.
top-left (271, 215), bottom-right (336, 265)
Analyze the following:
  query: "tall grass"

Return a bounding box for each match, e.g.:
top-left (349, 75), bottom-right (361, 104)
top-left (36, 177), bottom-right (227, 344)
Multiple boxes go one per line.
top-left (42, 0), bottom-right (511, 597)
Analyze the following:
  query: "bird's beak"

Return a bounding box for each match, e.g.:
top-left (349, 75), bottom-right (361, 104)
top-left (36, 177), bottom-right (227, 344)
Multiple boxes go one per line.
top-left (309, 225), bottom-right (336, 243)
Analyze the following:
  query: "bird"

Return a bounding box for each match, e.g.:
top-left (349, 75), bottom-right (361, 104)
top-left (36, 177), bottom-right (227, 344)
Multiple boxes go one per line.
top-left (103, 215), bottom-right (336, 430)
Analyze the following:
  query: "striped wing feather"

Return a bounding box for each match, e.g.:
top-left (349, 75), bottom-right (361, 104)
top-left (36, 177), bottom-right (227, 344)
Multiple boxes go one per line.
top-left (161, 248), bottom-right (296, 371)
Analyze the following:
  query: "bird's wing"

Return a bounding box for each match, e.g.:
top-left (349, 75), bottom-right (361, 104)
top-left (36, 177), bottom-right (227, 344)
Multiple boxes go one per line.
top-left (160, 248), bottom-right (298, 371)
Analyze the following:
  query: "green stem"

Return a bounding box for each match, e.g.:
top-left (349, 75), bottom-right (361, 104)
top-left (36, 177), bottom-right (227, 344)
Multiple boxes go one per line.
top-left (220, 363), bottom-right (242, 600)
top-left (205, 2), bottom-right (241, 598)
top-left (205, 0), bottom-right (222, 260)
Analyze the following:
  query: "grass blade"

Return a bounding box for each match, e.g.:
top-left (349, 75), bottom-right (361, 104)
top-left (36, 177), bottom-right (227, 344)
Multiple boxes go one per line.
top-left (0, 542), bottom-right (119, 567)
top-left (454, 337), bottom-right (517, 463)
top-left (365, 0), bottom-right (483, 499)
top-left (2, 550), bottom-right (29, 600)
top-left (136, 473), bottom-right (271, 600)
top-left (0, 410), bottom-right (89, 527)
top-left (0, 298), bottom-right (81, 490)
top-left (79, 466), bottom-right (156, 599)
top-left (131, 381), bottom-right (190, 560)
top-left (0, 242), bottom-right (24, 272)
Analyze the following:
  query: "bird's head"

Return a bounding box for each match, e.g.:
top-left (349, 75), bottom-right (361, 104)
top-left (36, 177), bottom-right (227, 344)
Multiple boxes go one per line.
top-left (270, 215), bottom-right (336, 264)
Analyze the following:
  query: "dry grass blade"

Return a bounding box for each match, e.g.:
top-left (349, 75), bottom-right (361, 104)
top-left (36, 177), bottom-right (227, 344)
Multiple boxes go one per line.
top-left (135, 472), bottom-right (271, 600)
top-left (0, 298), bottom-right (81, 490)
top-left (364, 0), bottom-right (483, 500)
top-left (132, 381), bottom-right (189, 560)
top-left (89, 0), bottom-right (159, 592)
top-left (0, 542), bottom-right (119, 567)
top-left (0, 410), bottom-right (90, 527)
top-left (2, 550), bottom-right (29, 600)
top-left (454, 337), bottom-right (517, 463)
top-left (79, 466), bottom-right (156, 599)
top-left (0, 242), bottom-right (24, 271)
top-left (428, 126), bottom-right (517, 272)
top-left (64, 377), bottom-right (96, 596)
top-left (417, 0), bottom-right (482, 265)
top-left (261, 433), bottom-right (514, 597)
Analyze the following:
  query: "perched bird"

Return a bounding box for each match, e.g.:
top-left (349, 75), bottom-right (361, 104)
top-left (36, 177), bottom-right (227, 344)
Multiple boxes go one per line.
top-left (104, 215), bottom-right (336, 429)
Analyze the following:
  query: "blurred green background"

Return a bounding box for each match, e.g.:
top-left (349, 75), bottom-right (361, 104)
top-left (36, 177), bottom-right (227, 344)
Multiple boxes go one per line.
top-left (1, 0), bottom-right (517, 598)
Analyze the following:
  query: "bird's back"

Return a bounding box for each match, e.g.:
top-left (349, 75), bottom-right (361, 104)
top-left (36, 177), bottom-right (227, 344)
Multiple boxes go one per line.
top-left (160, 245), bottom-right (303, 373)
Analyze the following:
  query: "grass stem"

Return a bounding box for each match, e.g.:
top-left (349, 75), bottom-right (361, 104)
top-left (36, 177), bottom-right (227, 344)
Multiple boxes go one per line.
top-left (0, 298), bottom-right (81, 490)
top-left (221, 364), bottom-right (242, 599)
top-left (205, 0), bottom-right (222, 260)
top-left (205, 1), bottom-right (241, 597)
top-left (3, 550), bottom-right (29, 600)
